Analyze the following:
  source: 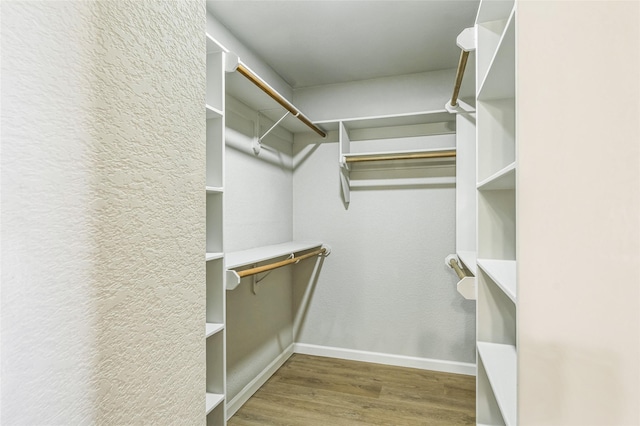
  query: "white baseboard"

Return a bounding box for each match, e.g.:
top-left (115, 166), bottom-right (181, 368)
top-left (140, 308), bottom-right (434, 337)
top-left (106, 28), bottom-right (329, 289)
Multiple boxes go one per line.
top-left (225, 343), bottom-right (294, 420)
top-left (293, 343), bottom-right (476, 376)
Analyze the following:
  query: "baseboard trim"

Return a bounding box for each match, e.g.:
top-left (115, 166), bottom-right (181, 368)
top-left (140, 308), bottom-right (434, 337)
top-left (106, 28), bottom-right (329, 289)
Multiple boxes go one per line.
top-left (293, 343), bottom-right (476, 376)
top-left (225, 343), bottom-right (295, 420)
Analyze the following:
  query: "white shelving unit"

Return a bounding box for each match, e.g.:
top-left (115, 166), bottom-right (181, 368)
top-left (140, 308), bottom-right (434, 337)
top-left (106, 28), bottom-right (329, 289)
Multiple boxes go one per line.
top-left (475, 1), bottom-right (517, 425)
top-left (225, 241), bottom-right (324, 290)
top-left (332, 110), bottom-right (457, 204)
top-left (206, 32), bottom-right (227, 426)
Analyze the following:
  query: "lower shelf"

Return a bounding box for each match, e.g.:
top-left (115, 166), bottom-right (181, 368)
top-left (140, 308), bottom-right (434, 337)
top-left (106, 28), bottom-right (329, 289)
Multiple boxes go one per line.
top-left (206, 323), bottom-right (224, 338)
top-left (477, 342), bottom-right (517, 426)
top-left (206, 392), bottom-right (224, 415)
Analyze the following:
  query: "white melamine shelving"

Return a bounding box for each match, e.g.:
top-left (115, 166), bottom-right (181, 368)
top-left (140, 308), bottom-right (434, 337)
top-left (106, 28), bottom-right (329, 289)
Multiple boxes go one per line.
top-left (477, 259), bottom-right (516, 302)
top-left (478, 11), bottom-right (515, 101)
top-left (477, 342), bottom-right (517, 426)
top-left (206, 252), bottom-right (224, 262)
top-left (336, 111), bottom-right (456, 204)
top-left (477, 162), bottom-right (515, 190)
top-left (475, 1), bottom-right (517, 425)
top-left (226, 242), bottom-right (325, 290)
top-left (206, 323), bottom-right (224, 338)
top-left (206, 392), bottom-right (225, 415)
top-left (206, 31), bottom-right (226, 425)
top-left (225, 241), bottom-right (323, 270)
top-left (457, 250), bottom-right (477, 276)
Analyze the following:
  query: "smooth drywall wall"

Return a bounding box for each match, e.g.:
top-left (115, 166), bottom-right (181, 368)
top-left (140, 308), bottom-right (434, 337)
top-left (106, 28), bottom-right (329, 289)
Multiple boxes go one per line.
top-left (224, 98), bottom-right (295, 402)
top-left (1, 2), bottom-right (204, 424)
top-left (292, 134), bottom-right (476, 366)
top-left (517, 1), bottom-right (639, 424)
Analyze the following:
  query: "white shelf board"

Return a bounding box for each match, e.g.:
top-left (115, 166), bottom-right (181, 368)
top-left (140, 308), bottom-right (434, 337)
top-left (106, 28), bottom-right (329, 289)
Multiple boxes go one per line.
top-left (206, 323), bottom-right (224, 338)
top-left (457, 250), bottom-right (477, 275)
top-left (206, 252), bottom-right (224, 262)
top-left (206, 33), bottom-right (226, 54)
top-left (477, 259), bottom-right (516, 302)
top-left (206, 104), bottom-right (223, 119)
top-left (475, 0), bottom-right (515, 25)
top-left (477, 162), bottom-right (516, 190)
top-left (206, 186), bottom-right (223, 194)
top-left (477, 342), bottom-right (517, 426)
top-left (226, 241), bottom-right (323, 270)
top-left (205, 392), bottom-right (225, 415)
top-left (316, 110), bottom-right (455, 132)
top-left (478, 11), bottom-right (516, 101)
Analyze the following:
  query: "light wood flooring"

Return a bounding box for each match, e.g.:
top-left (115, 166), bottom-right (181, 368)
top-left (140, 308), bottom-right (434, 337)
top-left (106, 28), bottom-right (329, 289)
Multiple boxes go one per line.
top-left (228, 354), bottom-right (475, 425)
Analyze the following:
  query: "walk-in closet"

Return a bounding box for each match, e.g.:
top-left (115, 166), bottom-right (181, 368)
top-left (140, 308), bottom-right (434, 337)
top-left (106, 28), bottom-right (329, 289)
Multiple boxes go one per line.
top-left (2, 1), bottom-right (638, 425)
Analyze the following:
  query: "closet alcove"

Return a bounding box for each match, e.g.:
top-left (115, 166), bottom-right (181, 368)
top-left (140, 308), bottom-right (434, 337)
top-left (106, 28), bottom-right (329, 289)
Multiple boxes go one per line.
top-left (204, 2), bottom-right (479, 425)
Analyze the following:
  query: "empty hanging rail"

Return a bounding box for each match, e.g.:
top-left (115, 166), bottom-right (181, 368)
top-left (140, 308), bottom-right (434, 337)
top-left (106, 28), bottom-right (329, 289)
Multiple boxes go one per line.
top-left (237, 247), bottom-right (327, 279)
top-left (227, 58), bottom-right (327, 138)
top-left (344, 149), bottom-right (456, 164)
top-left (448, 27), bottom-right (475, 108)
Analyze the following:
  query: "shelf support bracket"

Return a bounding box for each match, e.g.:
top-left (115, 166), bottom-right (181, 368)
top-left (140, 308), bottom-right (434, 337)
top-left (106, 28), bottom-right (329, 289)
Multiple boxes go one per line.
top-left (253, 111), bottom-right (291, 155)
top-left (445, 254), bottom-right (476, 300)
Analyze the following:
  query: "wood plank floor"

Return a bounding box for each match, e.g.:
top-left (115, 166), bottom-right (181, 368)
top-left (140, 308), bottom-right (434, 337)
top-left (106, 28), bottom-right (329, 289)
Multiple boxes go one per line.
top-left (228, 354), bottom-right (476, 426)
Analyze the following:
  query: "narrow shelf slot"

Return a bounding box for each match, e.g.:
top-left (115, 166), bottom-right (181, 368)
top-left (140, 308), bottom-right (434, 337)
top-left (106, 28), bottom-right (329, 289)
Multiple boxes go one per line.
top-left (477, 342), bottom-right (517, 426)
top-left (475, 0), bottom-right (514, 25)
top-left (457, 250), bottom-right (477, 276)
top-left (477, 259), bottom-right (516, 302)
top-left (477, 162), bottom-right (515, 190)
top-left (205, 392), bottom-right (225, 415)
top-left (206, 323), bottom-right (224, 338)
top-left (206, 186), bottom-right (224, 194)
top-left (206, 252), bottom-right (224, 262)
top-left (206, 104), bottom-right (223, 119)
top-left (478, 11), bottom-right (516, 101)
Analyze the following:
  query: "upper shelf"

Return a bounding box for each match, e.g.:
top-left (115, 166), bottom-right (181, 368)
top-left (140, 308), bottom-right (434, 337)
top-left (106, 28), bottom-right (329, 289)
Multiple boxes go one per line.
top-left (477, 258), bottom-right (516, 302)
top-left (478, 11), bottom-right (515, 101)
top-left (226, 241), bottom-right (324, 270)
top-left (475, 0), bottom-right (515, 25)
top-left (317, 110), bottom-right (456, 136)
top-left (477, 162), bottom-right (515, 190)
top-left (226, 241), bottom-right (324, 290)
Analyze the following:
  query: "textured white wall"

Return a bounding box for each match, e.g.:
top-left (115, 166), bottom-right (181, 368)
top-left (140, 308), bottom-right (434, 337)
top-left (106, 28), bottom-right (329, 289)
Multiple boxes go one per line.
top-left (292, 133), bottom-right (476, 364)
top-left (224, 102), bottom-right (295, 401)
top-left (517, 1), bottom-right (639, 424)
top-left (1, 2), bottom-right (205, 424)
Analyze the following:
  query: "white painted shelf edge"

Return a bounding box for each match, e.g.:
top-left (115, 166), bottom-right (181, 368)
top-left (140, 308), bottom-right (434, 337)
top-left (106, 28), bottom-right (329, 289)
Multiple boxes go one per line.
top-left (206, 323), bottom-right (224, 338)
top-left (206, 186), bottom-right (224, 194)
top-left (225, 241), bottom-right (325, 291)
top-left (456, 250), bottom-right (477, 275)
top-left (477, 162), bottom-right (515, 190)
top-left (206, 252), bottom-right (224, 262)
top-left (475, 0), bottom-right (515, 25)
top-left (315, 109), bottom-right (455, 131)
top-left (477, 9), bottom-right (516, 99)
top-left (226, 241), bottom-right (323, 269)
top-left (477, 258), bottom-right (517, 302)
top-left (477, 342), bottom-right (517, 426)
top-left (206, 33), bottom-right (227, 54)
top-left (205, 392), bottom-right (225, 415)
top-left (206, 104), bottom-right (223, 119)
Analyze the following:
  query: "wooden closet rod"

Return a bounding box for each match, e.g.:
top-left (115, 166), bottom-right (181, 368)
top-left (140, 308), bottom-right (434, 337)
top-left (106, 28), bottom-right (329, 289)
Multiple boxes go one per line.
top-left (237, 248), bottom-right (327, 279)
top-left (345, 150), bottom-right (456, 164)
top-left (236, 64), bottom-right (327, 138)
top-left (450, 49), bottom-right (470, 107)
top-left (449, 258), bottom-right (467, 280)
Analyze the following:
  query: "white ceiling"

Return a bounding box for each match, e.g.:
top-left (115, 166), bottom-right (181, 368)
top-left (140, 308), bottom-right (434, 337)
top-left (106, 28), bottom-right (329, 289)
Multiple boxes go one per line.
top-left (207, 1), bottom-right (479, 89)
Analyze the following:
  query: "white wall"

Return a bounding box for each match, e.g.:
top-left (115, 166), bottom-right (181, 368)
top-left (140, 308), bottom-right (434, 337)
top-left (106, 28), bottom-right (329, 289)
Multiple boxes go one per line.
top-left (224, 99), bottom-right (295, 402)
top-left (1, 2), bottom-right (204, 424)
top-left (292, 134), bottom-right (476, 366)
top-left (291, 72), bottom-right (477, 367)
top-left (517, 1), bottom-right (639, 424)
